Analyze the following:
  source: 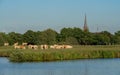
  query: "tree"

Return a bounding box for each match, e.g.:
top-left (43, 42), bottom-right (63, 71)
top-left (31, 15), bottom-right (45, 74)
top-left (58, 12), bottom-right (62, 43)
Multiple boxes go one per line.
top-left (0, 32), bottom-right (8, 46)
top-left (81, 32), bottom-right (95, 45)
top-left (101, 31), bottom-right (113, 45)
top-left (65, 37), bottom-right (79, 45)
top-left (60, 28), bottom-right (74, 41)
top-left (0, 27), bottom-right (120, 46)
top-left (114, 31), bottom-right (120, 44)
top-left (60, 27), bottom-right (84, 44)
top-left (38, 29), bottom-right (57, 45)
top-left (8, 32), bottom-right (23, 45)
top-left (23, 30), bottom-right (38, 45)
top-left (92, 31), bottom-right (111, 45)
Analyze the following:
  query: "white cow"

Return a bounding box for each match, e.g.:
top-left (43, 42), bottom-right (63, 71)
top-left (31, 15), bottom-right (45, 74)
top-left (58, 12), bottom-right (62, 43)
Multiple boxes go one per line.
top-left (4, 43), bottom-right (9, 46)
top-left (22, 42), bottom-right (27, 46)
top-left (13, 42), bottom-right (18, 46)
top-left (50, 44), bottom-right (73, 49)
top-left (41, 44), bottom-right (48, 49)
top-left (50, 44), bottom-right (64, 49)
top-left (28, 45), bottom-right (38, 50)
top-left (64, 45), bottom-right (73, 49)
top-left (50, 45), bottom-right (55, 49)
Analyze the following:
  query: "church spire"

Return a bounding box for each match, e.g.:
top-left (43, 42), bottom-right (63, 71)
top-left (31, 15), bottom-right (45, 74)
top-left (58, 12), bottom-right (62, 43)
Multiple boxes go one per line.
top-left (83, 14), bottom-right (89, 32)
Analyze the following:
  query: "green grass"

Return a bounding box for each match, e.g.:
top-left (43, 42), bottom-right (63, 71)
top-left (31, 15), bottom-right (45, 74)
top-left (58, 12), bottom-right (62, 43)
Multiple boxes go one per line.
top-left (0, 45), bottom-right (120, 62)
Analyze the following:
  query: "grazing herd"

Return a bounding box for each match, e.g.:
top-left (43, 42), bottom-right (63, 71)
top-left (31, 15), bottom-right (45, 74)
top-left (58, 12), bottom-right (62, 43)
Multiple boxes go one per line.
top-left (4, 42), bottom-right (73, 50)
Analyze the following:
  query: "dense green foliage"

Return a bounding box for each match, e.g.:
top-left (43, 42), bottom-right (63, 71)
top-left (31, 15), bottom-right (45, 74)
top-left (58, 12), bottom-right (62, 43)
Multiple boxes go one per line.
top-left (0, 27), bottom-right (120, 45)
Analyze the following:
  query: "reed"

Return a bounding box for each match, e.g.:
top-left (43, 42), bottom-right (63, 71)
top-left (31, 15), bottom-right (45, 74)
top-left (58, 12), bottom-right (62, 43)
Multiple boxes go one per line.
top-left (0, 50), bottom-right (12, 57)
top-left (1, 45), bottom-right (120, 62)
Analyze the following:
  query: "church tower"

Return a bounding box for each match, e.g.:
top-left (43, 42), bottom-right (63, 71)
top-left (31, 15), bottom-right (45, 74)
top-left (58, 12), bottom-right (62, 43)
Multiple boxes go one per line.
top-left (83, 14), bottom-right (89, 32)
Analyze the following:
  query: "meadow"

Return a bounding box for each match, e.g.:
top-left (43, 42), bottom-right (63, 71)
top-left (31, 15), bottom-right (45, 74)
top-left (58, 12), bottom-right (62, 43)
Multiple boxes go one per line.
top-left (0, 45), bottom-right (120, 62)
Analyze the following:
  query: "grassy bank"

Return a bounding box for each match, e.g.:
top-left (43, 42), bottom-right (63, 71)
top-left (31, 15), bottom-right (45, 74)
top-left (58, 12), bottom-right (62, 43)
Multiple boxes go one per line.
top-left (0, 45), bottom-right (120, 62)
top-left (0, 46), bottom-right (13, 57)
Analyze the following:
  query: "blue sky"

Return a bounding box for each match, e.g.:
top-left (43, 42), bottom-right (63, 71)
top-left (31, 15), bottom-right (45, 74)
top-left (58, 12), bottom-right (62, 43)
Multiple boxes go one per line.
top-left (0, 0), bottom-right (120, 33)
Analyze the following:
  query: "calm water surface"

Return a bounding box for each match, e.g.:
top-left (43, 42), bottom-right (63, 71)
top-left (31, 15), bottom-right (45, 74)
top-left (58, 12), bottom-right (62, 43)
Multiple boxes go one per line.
top-left (0, 58), bottom-right (120, 75)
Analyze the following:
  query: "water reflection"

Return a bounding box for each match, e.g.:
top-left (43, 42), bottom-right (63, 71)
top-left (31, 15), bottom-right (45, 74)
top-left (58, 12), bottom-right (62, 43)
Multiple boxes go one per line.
top-left (0, 58), bottom-right (120, 75)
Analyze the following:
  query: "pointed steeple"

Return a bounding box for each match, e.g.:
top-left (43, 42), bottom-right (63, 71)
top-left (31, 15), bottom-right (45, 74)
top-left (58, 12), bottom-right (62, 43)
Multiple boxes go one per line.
top-left (83, 14), bottom-right (89, 32)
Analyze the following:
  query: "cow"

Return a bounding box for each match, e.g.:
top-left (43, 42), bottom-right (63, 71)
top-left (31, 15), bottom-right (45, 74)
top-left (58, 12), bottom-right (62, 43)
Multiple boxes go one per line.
top-left (64, 45), bottom-right (73, 49)
top-left (22, 42), bottom-right (27, 46)
top-left (50, 44), bottom-right (73, 49)
top-left (55, 45), bottom-right (64, 49)
top-left (4, 43), bottom-right (9, 46)
top-left (13, 42), bottom-right (18, 46)
top-left (28, 45), bottom-right (38, 50)
top-left (50, 45), bottom-right (55, 49)
top-left (50, 44), bottom-right (64, 49)
top-left (14, 45), bottom-right (26, 49)
top-left (33, 45), bottom-right (38, 50)
top-left (41, 44), bottom-right (48, 49)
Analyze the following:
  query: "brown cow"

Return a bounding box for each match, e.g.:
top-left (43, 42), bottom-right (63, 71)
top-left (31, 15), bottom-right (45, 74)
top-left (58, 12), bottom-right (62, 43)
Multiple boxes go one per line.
top-left (14, 45), bottom-right (26, 49)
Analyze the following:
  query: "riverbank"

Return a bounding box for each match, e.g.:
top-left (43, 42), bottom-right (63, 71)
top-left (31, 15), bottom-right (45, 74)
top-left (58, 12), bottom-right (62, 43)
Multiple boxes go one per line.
top-left (0, 45), bottom-right (120, 62)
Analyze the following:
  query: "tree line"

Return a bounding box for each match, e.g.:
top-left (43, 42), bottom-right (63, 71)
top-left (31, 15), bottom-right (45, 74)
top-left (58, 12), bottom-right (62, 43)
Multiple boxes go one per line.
top-left (0, 27), bottom-right (120, 46)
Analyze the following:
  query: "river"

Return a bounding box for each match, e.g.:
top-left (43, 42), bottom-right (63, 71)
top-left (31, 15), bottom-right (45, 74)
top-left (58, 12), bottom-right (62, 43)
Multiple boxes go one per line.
top-left (0, 57), bottom-right (120, 75)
